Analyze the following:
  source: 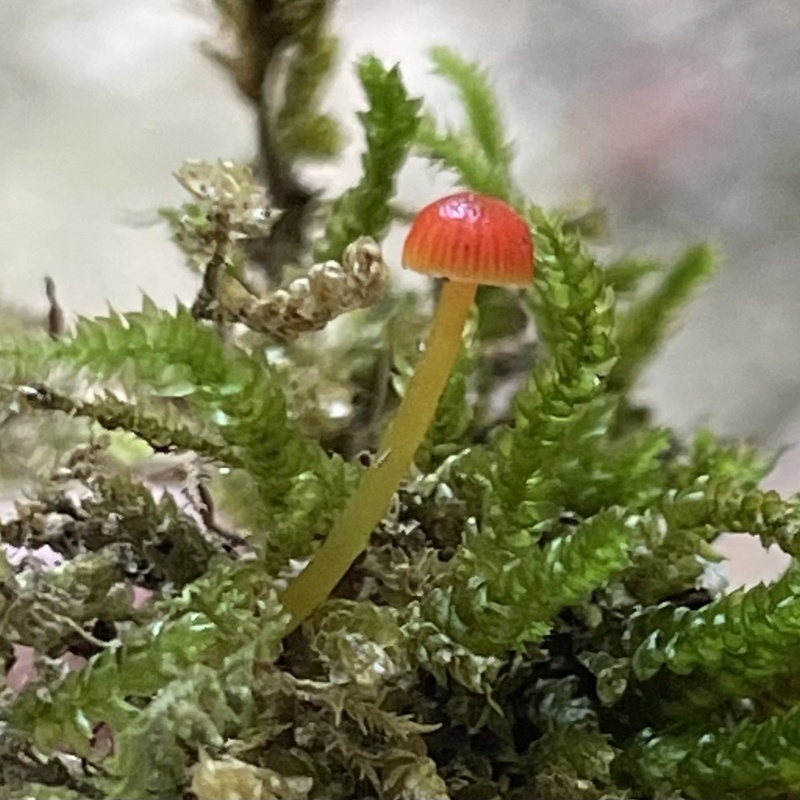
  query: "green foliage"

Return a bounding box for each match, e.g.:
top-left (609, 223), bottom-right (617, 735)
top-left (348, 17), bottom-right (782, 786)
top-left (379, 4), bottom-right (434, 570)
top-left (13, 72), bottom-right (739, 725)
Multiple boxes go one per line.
top-left (603, 254), bottom-right (661, 295)
top-left (2, 472), bottom-right (219, 589)
top-left (2, 39), bottom-right (798, 800)
top-left (610, 244), bottom-right (717, 392)
top-left (274, 29), bottom-right (342, 162)
top-left (0, 296), bottom-right (358, 569)
top-left (421, 507), bottom-right (639, 657)
top-left (0, 546), bottom-right (132, 659)
top-left (416, 47), bottom-right (515, 201)
top-left (79, 308), bottom-right (298, 470)
top-left (629, 704), bottom-right (800, 799)
top-left (495, 207), bottom-right (619, 522)
top-left (314, 56), bottom-right (423, 261)
top-left (527, 677), bottom-right (621, 800)
top-left (630, 563), bottom-right (800, 694)
top-left (9, 563), bottom-right (287, 794)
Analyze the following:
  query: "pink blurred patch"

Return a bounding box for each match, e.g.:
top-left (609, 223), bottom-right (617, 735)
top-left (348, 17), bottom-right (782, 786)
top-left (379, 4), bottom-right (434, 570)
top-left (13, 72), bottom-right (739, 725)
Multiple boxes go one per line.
top-left (133, 585), bottom-right (153, 608)
top-left (6, 645), bottom-right (37, 691)
top-left (569, 64), bottom-right (743, 187)
top-left (6, 645), bottom-right (89, 692)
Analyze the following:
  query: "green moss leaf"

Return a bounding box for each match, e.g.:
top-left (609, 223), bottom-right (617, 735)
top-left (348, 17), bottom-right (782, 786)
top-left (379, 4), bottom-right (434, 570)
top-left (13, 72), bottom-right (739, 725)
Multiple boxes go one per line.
top-left (415, 47), bottom-right (515, 201)
top-left (610, 244), bottom-right (717, 393)
top-left (494, 208), bottom-right (617, 524)
top-left (314, 55), bottom-right (422, 261)
top-left (629, 564), bottom-right (800, 696)
top-left (630, 703), bottom-right (800, 799)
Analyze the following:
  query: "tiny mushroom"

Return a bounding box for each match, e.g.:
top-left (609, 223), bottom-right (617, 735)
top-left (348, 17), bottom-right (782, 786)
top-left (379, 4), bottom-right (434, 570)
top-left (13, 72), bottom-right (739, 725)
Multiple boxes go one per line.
top-left (280, 192), bottom-right (534, 629)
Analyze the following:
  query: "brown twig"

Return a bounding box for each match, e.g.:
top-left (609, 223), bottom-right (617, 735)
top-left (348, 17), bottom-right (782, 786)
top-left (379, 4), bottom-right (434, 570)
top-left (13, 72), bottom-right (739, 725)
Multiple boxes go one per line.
top-left (206, 0), bottom-right (326, 280)
top-left (44, 276), bottom-right (64, 340)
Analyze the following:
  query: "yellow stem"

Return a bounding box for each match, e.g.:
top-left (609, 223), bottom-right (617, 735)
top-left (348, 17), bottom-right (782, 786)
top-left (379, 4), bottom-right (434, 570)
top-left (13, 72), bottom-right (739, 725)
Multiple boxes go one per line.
top-left (280, 280), bottom-right (478, 630)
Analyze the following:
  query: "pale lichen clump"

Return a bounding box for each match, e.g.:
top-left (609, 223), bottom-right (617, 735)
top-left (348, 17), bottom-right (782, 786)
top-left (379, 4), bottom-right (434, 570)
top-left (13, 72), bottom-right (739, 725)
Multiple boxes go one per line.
top-left (164, 159), bottom-right (390, 340)
top-left (243, 236), bottom-right (389, 339)
top-left (163, 159), bottom-right (280, 275)
top-left (191, 753), bottom-right (313, 800)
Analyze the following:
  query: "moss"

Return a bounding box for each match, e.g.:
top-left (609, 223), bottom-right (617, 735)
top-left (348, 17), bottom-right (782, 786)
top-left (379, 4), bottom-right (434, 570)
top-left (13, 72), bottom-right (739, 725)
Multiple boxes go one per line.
top-left (0, 12), bottom-right (793, 799)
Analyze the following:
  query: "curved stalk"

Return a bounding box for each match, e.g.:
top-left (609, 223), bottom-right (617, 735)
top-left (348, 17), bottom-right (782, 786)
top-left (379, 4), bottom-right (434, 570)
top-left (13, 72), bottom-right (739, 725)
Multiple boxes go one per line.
top-left (280, 279), bottom-right (478, 629)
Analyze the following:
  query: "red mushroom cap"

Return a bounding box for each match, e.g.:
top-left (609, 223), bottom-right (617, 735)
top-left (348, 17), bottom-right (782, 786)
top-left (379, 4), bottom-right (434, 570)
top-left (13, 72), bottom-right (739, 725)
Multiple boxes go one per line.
top-left (402, 192), bottom-right (533, 287)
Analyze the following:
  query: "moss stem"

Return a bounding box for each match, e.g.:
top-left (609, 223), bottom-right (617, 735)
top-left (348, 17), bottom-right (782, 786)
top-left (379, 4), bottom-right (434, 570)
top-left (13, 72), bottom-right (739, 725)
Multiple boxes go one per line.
top-left (280, 279), bottom-right (478, 629)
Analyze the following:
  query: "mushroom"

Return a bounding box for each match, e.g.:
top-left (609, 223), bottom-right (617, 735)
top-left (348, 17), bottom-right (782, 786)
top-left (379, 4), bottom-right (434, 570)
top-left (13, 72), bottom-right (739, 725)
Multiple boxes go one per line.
top-left (280, 192), bottom-right (534, 629)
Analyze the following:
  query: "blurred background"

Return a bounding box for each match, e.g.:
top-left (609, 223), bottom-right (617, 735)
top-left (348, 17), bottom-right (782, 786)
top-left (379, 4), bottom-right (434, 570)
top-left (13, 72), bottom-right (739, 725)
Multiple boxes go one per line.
top-left (2, 0), bottom-right (799, 585)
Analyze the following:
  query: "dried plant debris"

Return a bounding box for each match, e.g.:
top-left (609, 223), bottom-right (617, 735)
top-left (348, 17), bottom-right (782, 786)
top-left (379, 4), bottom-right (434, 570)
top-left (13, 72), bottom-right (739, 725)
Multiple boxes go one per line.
top-left (240, 236), bottom-right (389, 339)
top-left (205, 0), bottom-right (341, 274)
top-left (0, 40), bottom-right (793, 800)
top-left (160, 159), bottom-right (280, 312)
top-left (191, 752), bottom-right (314, 800)
top-left (163, 159), bottom-right (389, 340)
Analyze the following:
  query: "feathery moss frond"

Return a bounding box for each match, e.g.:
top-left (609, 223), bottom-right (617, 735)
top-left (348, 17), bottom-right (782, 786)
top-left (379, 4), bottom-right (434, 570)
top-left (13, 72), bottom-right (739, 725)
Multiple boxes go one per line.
top-left (603, 256), bottom-right (661, 295)
top-left (415, 47), bottom-right (515, 200)
top-left (11, 383), bottom-right (242, 467)
top-left (417, 114), bottom-right (506, 197)
top-left (494, 208), bottom-right (617, 521)
top-left (672, 427), bottom-right (773, 489)
top-left (630, 703), bottom-right (800, 799)
top-left (629, 564), bottom-right (800, 692)
top-left (420, 508), bottom-right (639, 659)
top-left (275, 31), bottom-right (341, 161)
top-left (656, 476), bottom-right (800, 556)
top-left (56, 306), bottom-right (317, 503)
top-left (7, 563), bottom-right (287, 759)
top-left (610, 244), bottom-right (716, 393)
top-left (429, 47), bottom-right (512, 177)
top-left (0, 302), bottom-right (352, 560)
top-left (314, 56), bottom-right (422, 261)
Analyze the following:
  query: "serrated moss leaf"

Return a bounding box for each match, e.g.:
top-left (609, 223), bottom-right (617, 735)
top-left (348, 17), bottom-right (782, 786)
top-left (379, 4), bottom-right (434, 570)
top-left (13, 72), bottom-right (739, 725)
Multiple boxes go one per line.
top-left (314, 55), bottom-right (422, 261)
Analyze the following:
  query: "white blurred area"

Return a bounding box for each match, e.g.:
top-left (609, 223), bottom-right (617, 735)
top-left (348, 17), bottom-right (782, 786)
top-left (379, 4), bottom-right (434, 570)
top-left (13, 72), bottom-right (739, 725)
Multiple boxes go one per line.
top-left (2, 0), bottom-right (800, 587)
